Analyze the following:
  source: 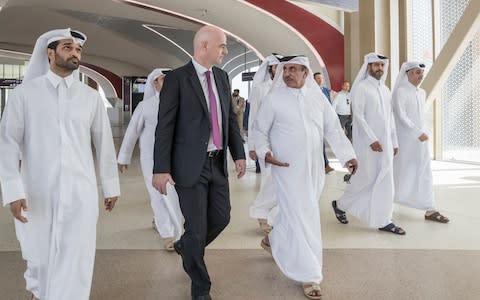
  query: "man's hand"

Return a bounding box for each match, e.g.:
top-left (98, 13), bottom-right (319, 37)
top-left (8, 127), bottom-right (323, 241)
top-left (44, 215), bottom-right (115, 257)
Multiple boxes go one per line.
top-left (418, 133), bottom-right (429, 142)
top-left (265, 152), bottom-right (289, 167)
top-left (104, 197), bottom-right (118, 212)
top-left (345, 159), bottom-right (358, 175)
top-left (249, 151), bottom-right (257, 161)
top-left (393, 148), bottom-right (399, 156)
top-left (10, 199), bottom-right (28, 223)
top-left (370, 141), bottom-right (383, 152)
top-left (118, 164), bottom-right (128, 173)
top-left (235, 159), bottom-right (247, 179)
top-left (152, 173), bottom-right (175, 195)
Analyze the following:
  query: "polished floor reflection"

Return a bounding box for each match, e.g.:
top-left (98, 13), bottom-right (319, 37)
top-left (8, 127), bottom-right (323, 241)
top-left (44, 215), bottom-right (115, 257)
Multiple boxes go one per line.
top-left (1, 144), bottom-right (479, 299)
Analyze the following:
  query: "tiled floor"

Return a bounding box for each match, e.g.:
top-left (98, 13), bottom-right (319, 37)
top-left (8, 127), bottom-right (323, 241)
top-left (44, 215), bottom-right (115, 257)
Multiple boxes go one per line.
top-left (1, 144), bottom-right (479, 299)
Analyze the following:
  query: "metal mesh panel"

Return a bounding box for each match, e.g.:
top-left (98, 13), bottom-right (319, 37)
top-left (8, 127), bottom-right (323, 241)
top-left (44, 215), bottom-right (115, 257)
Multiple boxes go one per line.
top-left (439, 0), bottom-right (471, 47)
top-left (407, 0), bottom-right (434, 154)
top-left (408, 0), bottom-right (433, 68)
top-left (439, 0), bottom-right (480, 161)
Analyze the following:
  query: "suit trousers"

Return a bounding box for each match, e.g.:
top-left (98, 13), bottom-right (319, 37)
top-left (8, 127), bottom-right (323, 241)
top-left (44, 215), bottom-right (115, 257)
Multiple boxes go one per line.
top-left (175, 152), bottom-right (231, 297)
top-left (338, 114), bottom-right (352, 140)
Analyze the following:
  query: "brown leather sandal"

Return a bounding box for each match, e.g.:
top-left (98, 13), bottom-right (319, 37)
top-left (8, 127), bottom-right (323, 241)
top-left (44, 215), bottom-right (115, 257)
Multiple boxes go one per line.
top-left (260, 238), bottom-right (272, 255)
top-left (258, 219), bottom-right (273, 234)
top-left (425, 211), bottom-right (450, 223)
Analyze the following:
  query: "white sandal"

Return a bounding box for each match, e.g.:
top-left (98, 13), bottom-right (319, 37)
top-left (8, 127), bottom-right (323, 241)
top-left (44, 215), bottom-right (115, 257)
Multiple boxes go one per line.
top-left (302, 282), bottom-right (322, 299)
top-left (163, 238), bottom-right (175, 251)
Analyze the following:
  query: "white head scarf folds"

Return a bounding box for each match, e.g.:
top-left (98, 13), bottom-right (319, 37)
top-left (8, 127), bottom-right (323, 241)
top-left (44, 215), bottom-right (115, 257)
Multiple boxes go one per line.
top-left (23, 28), bottom-right (87, 83)
top-left (251, 53), bottom-right (282, 87)
top-left (143, 68), bottom-right (170, 100)
top-left (350, 52), bottom-right (389, 97)
top-left (392, 61), bottom-right (425, 94)
top-left (271, 55), bottom-right (330, 103)
top-left (272, 56), bottom-right (314, 89)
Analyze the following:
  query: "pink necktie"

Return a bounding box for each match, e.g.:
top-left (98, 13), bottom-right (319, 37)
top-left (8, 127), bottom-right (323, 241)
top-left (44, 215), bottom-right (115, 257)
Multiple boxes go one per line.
top-left (205, 70), bottom-right (222, 149)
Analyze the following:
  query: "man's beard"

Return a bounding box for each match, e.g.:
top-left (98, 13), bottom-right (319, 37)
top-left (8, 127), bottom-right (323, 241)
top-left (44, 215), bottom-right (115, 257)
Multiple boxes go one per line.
top-left (369, 69), bottom-right (383, 80)
top-left (55, 53), bottom-right (80, 71)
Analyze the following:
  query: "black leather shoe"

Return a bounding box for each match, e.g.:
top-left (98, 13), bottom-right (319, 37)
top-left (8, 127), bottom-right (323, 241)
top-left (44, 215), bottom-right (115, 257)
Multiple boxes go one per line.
top-left (193, 295), bottom-right (212, 300)
top-left (173, 241), bottom-right (182, 256)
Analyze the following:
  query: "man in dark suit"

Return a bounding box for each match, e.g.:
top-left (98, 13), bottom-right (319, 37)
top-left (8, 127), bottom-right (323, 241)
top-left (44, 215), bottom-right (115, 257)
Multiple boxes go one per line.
top-left (152, 25), bottom-right (246, 300)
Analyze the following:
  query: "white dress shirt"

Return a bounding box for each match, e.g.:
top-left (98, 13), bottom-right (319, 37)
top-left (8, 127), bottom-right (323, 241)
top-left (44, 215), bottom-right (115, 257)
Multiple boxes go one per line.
top-left (191, 59), bottom-right (223, 151)
top-left (332, 91), bottom-right (351, 116)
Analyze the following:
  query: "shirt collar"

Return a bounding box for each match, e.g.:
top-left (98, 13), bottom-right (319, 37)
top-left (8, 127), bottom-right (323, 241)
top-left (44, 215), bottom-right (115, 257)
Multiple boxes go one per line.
top-left (192, 58), bottom-right (211, 76)
top-left (46, 69), bottom-right (76, 89)
top-left (405, 81), bottom-right (421, 90)
top-left (287, 85), bottom-right (308, 97)
top-left (300, 85), bottom-right (308, 96)
top-left (367, 75), bottom-right (381, 86)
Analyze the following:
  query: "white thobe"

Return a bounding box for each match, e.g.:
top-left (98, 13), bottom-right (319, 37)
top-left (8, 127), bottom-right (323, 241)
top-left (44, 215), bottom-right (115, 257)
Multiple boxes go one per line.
top-left (247, 80), bottom-right (277, 224)
top-left (117, 94), bottom-right (183, 239)
top-left (332, 91), bottom-right (351, 116)
top-left (254, 86), bottom-right (355, 283)
top-left (392, 84), bottom-right (435, 210)
top-left (337, 76), bottom-right (398, 228)
top-left (0, 71), bottom-right (120, 300)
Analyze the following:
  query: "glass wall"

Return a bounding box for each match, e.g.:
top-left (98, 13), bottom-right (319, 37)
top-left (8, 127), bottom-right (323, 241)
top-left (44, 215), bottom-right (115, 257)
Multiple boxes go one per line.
top-left (0, 64), bottom-right (25, 117)
top-left (0, 64), bottom-right (24, 79)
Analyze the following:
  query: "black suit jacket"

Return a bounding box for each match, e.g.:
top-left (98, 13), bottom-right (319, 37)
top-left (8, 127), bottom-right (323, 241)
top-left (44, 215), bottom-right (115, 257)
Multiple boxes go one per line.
top-left (153, 61), bottom-right (245, 187)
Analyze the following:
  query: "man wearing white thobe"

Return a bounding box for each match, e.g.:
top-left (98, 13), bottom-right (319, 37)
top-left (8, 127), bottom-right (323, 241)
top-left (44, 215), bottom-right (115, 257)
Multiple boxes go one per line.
top-left (332, 81), bottom-right (352, 140)
top-left (254, 56), bottom-right (357, 299)
top-left (333, 53), bottom-right (406, 235)
top-left (392, 61), bottom-right (449, 223)
top-left (247, 54), bottom-right (281, 233)
top-left (118, 68), bottom-right (184, 250)
top-left (0, 29), bottom-right (120, 300)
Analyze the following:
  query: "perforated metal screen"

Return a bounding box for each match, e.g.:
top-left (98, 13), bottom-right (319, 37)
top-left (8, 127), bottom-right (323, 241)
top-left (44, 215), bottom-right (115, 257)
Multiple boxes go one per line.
top-left (439, 0), bottom-right (480, 162)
